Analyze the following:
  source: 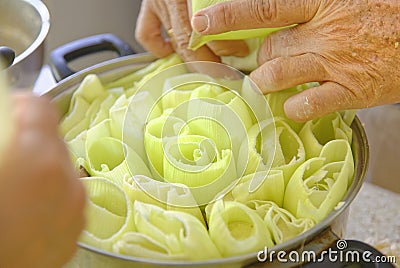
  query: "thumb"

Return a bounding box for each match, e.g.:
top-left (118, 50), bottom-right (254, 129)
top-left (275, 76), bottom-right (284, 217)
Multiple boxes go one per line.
top-left (191, 0), bottom-right (319, 35)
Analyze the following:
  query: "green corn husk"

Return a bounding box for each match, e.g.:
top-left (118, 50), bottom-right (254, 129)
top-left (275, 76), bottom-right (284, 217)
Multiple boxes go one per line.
top-left (162, 134), bottom-right (237, 204)
top-left (186, 90), bottom-right (254, 161)
top-left (66, 130), bottom-right (87, 164)
top-left (122, 175), bottom-right (205, 225)
top-left (125, 54), bottom-right (184, 97)
top-left (81, 119), bottom-right (151, 186)
top-left (265, 83), bottom-right (320, 133)
top-left (247, 200), bottom-right (315, 244)
top-left (239, 76), bottom-right (274, 123)
top-left (161, 73), bottom-right (217, 110)
top-left (106, 53), bottom-right (182, 91)
top-left (229, 170), bottom-right (285, 207)
top-left (90, 94), bottom-right (118, 127)
top-left (72, 74), bottom-right (107, 104)
top-left (238, 118), bottom-right (305, 185)
top-left (144, 115), bottom-right (190, 179)
top-left (207, 200), bottom-right (273, 257)
top-left (80, 137), bottom-right (151, 186)
top-left (113, 232), bottom-right (178, 260)
top-left (299, 112), bottom-right (353, 159)
top-left (123, 91), bottom-right (162, 162)
top-left (283, 139), bottom-right (354, 222)
top-left (60, 96), bottom-right (90, 137)
top-left (113, 201), bottom-right (221, 260)
top-left (79, 177), bottom-right (135, 251)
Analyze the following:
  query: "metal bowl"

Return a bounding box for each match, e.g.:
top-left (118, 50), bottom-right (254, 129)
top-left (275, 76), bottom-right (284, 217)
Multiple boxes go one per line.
top-left (0, 0), bottom-right (50, 87)
top-left (44, 52), bottom-right (370, 268)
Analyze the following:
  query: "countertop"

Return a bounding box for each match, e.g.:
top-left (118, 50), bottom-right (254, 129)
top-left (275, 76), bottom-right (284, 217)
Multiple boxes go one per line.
top-left (346, 182), bottom-right (400, 261)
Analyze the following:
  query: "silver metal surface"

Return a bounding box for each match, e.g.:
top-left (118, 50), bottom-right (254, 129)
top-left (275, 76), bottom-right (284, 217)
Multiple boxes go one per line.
top-left (0, 0), bottom-right (50, 88)
top-left (45, 53), bottom-right (369, 268)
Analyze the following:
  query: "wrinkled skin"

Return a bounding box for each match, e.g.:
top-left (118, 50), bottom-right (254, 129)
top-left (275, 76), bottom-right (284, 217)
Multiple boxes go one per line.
top-left (0, 94), bottom-right (86, 268)
top-left (135, 0), bottom-right (249, 61)
top-left (190, 0), bottom-right (400, 122)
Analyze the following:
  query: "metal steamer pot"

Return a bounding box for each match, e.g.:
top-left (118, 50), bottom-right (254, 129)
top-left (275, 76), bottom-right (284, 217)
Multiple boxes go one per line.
top-left (46, 35), bottom-right (383, 268)
top-left (0, 0), bottom-right (50, 88)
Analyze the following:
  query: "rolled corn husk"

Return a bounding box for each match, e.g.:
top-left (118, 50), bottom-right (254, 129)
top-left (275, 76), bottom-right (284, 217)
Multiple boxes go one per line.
top-left (283, 139), bottom-right (354, 222)
top-left (79, 177), bottom-right (135, 251)
top-left (207, 200), bottom-right (273, 257)
top-left (113, 201), bottom-right (220, 260)
top-left (247, 200), bottom-right (315, 244)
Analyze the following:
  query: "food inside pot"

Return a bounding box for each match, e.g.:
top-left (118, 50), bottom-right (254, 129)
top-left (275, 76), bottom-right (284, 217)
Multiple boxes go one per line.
top-left (60, 54), bottom-right (356, 260)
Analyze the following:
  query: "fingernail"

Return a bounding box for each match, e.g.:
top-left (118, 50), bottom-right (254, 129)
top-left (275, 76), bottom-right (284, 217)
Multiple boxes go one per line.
top-left (192, 15), bottom-right (209, 33)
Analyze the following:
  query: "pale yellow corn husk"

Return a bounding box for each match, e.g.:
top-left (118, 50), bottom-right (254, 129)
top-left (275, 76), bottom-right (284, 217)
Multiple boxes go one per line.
top-left (207, 200), bottom-right (273, 257)
top-left (117, 201), bottom-right (221, 260)
top-left (79, 177), bottom-right (135, 251)
top-left (299, 112), bottom-right (353, 159)
top-left (230, 170), bottom-right (285, 207)
top-left (283, 140), bottom-right (354, 222)
top-left (247, 200), bottom-right (315, 244)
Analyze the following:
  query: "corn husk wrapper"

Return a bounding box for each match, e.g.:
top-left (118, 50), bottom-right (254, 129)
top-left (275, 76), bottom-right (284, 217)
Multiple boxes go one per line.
top-left (162, 134), bottom-right (237, 204)
top-left (228, 170), bottom-right (285, 207)
top-left (125, 54), bottom-right (184, 98)
top-left (299, 112), bottom-right (353, 159)
top-left (106, 53), bottom-right (182, 91)
top-left (144, 115), bottom-right (190, 179)
top-left (265, 83), bottom-right (320, 133)
top-left (122, 175), bottom-right (205, 225)
top-left (283, 139), bottom-right (354, 222)
top-left (79, 119), bottom-right (151, 186)
top-left (247, 200), bottom-right (315, 244)
top-left (113, 201), bottom-right (221, 260)
top-left (161, 73), bottom-right (218, 110)
top-left (79, 177), bottom-right (135, 251)
top-left (238, 118), bottom-right (305, 185)
top-left (207, 200), bottom-right (273, 257)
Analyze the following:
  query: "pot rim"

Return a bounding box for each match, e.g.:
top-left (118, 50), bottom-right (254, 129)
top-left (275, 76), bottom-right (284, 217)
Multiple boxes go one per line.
top-left (13, 0), bottom-right (50, 65)
top-left (47, 53), bottom-right (369, 265)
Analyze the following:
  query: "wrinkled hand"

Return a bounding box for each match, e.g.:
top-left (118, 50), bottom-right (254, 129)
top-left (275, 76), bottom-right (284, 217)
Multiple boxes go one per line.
top-left (192, 0), bottom-right (400, 121)
top-left (0, 94), bottom-right (86, 268)
top-left (135, 0), bottom-right (249, 61)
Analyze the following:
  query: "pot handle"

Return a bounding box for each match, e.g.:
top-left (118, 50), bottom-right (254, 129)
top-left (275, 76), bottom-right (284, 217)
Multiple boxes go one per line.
top-left (300, 240), bottom-right (395, 268)
top-left (50, 33), bottom-right (134, 81)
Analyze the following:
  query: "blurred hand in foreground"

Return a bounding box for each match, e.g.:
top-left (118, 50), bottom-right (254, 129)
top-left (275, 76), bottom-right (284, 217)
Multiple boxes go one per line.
top-left (0, 94), bottom-right (86, 268)
top-left (191, 0), bottom-right (400, 122)
top-left (135, 0), bottom-right (249, 61)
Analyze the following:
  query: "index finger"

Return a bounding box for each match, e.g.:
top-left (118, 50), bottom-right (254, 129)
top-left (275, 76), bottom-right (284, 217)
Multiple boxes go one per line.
top-left (166, 0), bottom-right (220, 62)
top-left (191, 0), bottom-right (319, 35)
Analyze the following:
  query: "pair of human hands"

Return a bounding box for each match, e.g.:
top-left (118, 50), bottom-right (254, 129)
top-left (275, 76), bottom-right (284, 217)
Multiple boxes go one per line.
top-left (0, 94), bottom-right (86, 268)
top-left (136, 0), bottom-right (400, 122)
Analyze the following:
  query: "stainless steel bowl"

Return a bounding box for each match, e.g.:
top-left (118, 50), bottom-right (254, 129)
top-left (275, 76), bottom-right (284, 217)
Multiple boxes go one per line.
top-left (0, 0), bottom-right (50, 88)
top-left (44, 52), bottom-right (370, 268)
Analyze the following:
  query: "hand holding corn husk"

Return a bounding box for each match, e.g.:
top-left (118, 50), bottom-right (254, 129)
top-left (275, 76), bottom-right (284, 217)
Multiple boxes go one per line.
top-left (191, 0), bottom-right (400, 122)
top-left (135, 0), bottom-right (249, 62)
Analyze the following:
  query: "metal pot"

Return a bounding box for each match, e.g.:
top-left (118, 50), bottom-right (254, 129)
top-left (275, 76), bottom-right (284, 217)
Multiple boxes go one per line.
top-left (0, 0), bottom-right (50, 88)
top-left (45, 35), bottom-right (380, 268)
